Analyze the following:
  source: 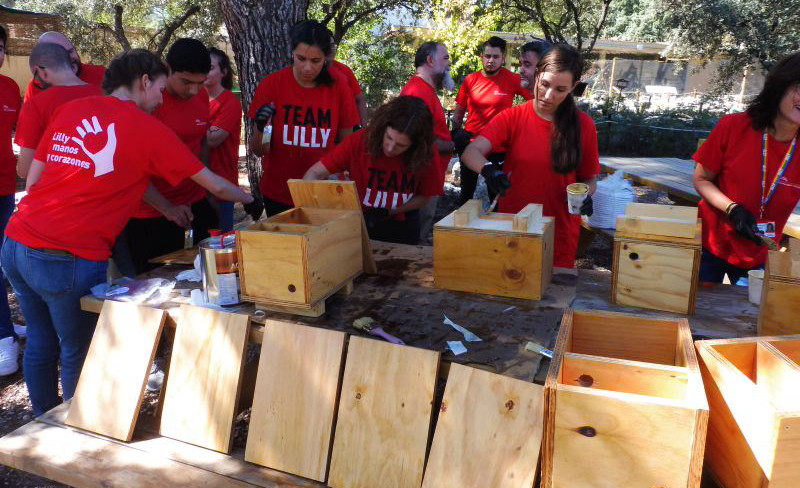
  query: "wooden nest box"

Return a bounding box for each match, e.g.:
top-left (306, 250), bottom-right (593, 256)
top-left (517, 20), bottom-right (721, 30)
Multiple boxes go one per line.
top-left (612, 202), bottom-right (701, 314)
top-left (542, 308), bottom-right (709, 488)
top-left (759, 249), bottom-right (800, 336)
top-left (696, 335), bottom-right (800, 487)
top-left (433, 199), bottom-right (554, 300)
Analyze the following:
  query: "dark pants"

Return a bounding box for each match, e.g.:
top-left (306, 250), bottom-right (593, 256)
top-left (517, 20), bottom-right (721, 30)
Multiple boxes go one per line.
top-left (121, 198), bottom-right (218, 275)
top-left (460, 152), bottom-right (506, 205)
top-left (263, 196), bottom-right (293, 217)
top-left (699, 248), bottom-right (763, 285)
top-left (368, 210), bottom-right (421, 245)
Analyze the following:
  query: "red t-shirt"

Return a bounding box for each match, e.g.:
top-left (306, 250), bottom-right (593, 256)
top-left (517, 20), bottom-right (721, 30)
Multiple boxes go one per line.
top-left (247, 66), bottom-right (359, 205)
top-left (331, 60), bottom-right (362, 97)
top-left (6, 96), bottom-right (204, 260)
top-left (694, 112), bottom-right (800, 268)
top-left (15, 84), bottom-right (105, 150)
top-left (23, 63), bottom-right (105, 101)
top-left (209, 89), bottom-right (242, 184)
top-left (134, 88), bottom-right (210, 218)
top-left (481, 101), bottom-right (600, 268)
top-left (400, 75), bottom-right (451, 189)
top-left (320, 130), bottom-right (440, 219)
top-left (0, 75), bottom-right (20, 195)
top-left (455, 67), bottom-right (532, 134)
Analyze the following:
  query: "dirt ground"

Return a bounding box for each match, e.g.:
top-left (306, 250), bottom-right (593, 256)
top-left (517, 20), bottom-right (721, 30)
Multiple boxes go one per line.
top-left (0, 169), bottom-right (675, 487)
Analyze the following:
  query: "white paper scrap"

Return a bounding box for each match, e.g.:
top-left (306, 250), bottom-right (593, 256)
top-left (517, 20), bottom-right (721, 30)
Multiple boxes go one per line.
top-left (447, 341), bottom-right (467, 356)
top-left (443, 314), bottom-right (483, 342)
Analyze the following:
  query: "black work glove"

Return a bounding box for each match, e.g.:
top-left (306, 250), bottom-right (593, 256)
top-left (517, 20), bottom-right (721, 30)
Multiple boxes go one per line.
top-left (243, 198), bottom-right (264, 221)
top-left (580, 194), bottom-right (593, 217)
top-left (728, 204), bottom-right (763, 245)
top-left (254, 103), bottom-right (276, 132)
top-left (480, 165), bottom-right (511, 196)
top-left (363, 207), bottom-right (390, 229)
top-left (451, 128), bottom-right (473, 155)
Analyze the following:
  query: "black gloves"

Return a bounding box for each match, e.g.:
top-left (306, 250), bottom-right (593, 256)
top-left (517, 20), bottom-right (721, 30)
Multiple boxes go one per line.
top-left (363, 207), bottom-right (390, 229)
top-left (728, 204), bottom-right (762, 245)
top-left (580, 194), bottom-right (593, 217)
top-left (254, 103), bottom-right (276, 132)
top-left (481, 165), bottom-right (511, 196)
top-left (243, 198), bottom-right (264, 221)
top-left (451, 128), bottom-right (473, 156)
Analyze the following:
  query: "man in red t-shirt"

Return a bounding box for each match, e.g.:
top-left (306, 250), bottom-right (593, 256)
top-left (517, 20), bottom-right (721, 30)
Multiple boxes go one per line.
top-left (452, 36), bottom-right (533, 204)
top-left (121, 38), bottom-right (215, 275)
top-left (23, 31), bottom-right (105, 102)
top-left (327, 38), bottom-right (367, 127)
top-left (400, 41), bottom-right (455, 241)
top-left (15, 42), bottom-right (104, 179)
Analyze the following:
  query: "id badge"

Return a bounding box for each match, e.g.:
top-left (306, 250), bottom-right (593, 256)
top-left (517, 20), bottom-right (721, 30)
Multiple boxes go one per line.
top-left (757, 221), bottom-right (776, 238)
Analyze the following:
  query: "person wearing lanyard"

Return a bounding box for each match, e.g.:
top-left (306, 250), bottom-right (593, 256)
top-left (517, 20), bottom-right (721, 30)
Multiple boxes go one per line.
top-left (303, 95), bottom-right (439, 244)
top-left (1, 49), bottom-right (253, 416)
top-left (693, 52), bottom-right (800, 284)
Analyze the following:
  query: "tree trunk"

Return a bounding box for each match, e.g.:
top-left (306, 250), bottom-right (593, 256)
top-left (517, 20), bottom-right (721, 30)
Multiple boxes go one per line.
top-left (219, 0), bottom-right (309, 201)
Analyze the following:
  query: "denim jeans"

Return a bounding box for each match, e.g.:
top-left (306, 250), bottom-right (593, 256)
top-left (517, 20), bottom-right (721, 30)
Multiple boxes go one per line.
top-left (1, 237), bottom-right (107, 416)
top-left (699, 248), bottom-right (763, 286)
top-left (0, 194), bottom-right (16, 340)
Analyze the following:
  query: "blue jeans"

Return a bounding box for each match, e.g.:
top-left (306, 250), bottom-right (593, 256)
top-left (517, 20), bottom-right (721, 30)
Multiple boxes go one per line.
top-left (216, 199), bottom-right (234, 233)
top-left (699, 248), bottom-right (763, 286)
top-left (0, 194), bottom-right (15, 340)
top-left (1, 237), bottom-right (107, 416)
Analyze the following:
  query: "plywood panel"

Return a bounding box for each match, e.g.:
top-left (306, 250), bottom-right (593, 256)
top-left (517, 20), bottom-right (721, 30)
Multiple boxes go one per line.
top-left (552, 386), bottom-right (697, 488)
top-left (328, 337), bottom-right (439, 488)
top-left (614, 240), bottom-right (696, 314)
top-left (65, 301), bottom-right (166, 441)
top-left (159, 306), bottom-right (250, 453)
top-left (305, 212), bottom-right (362, 304)
top-left (624, 202), bottom-right (698, 221)
top-left (287, 179), bottom-right (376, 274)
top-left (238, 230), bottom-right (307, 304)
top-left (616, 215), bottom-right (697, 238)
top-left (758, 278), bottom-right (800, 336)
top-left (245, 321), bottom-right (346, 482)
top-left (421, 364), bottom-right (544, 488)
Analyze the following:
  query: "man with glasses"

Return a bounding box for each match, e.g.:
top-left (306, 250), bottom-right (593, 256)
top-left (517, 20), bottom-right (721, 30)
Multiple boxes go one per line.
top-left (23, 31), bottom-right (105, 102)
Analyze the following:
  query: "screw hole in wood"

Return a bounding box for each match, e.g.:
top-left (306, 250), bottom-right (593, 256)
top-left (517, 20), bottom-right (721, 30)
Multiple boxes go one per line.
top-left (577, 374), bottom-right (594, 387)
top-left (629, 252), bottom-right (639, 260)
top-left (288, 284), bottom-right (296, 292)
top-left (577, 426), bottom-right (596, 437)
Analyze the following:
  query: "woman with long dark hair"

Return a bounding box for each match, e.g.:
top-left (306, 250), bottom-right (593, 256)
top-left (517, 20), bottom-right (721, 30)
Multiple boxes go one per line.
top-left (693, 52), bottom-right (800, 283)
top-left (1, 49), bottom-right (252, 416)
top-left (461, 44), bottom-right (599, 267)
top-left (205, 47), bottom-right (242, 231)
top-left (247, 19), bottom-right (359, 217)
top-left (303, 95), bottom-right (438, 244)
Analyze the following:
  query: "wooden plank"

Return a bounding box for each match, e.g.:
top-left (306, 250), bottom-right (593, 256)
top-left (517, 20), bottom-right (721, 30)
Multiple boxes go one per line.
top-left (512, 203), bottom-right (543, 232)
top-left (237, 230), bottom-right (308, 304)
top-left (159, 306), bottom-right (250, 453)
top-left (756, 342), bottom-right (800, 410)
top-left (765, 250), bottom-right (800, 280)
top-left (421, 364), bottom-right (544, 488)
top-left (615, 221), bottom-right (702, 246)
top-left (560, 352), bottom-right (688, 400)
top-left (328, 336), bottom-right (439, 488)
top-left (436, 207), bottom-right (548, 235)
top-left (551, 385), bottom-right (700, 488)
top-left (453, 199), bottom-right (480, 226)
top-left (245, 320), bottom-right (346, 482)
top-left (768, 338), bottom-right (800, 365)
top-left (758, 276), bottom-right (800, 336)
top-left (614, 240), bottom-right (697, 314)
top-left (287, 179), bottom-right (377, 274)
top-left (771, 416), bottom-right (800, 486)
top-left (65, 301), bottom-right (166, 441)
top-left (624, 201), bottom-right (698, 221)
top-left (616, 215), bottom-right (697, 239)
top-left (304, 210), bottom-right (362, 304)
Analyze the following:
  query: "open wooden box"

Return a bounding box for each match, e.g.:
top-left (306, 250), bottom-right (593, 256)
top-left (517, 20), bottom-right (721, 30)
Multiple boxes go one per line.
top-left (542, 308), bottom-right (709, 488)
top-left (759, 249), bottom-right (800, 336)
top-left (433, 199), bottom-right (554, 300)
top-left (696, 335), bottom-right (800, 487)
top-left (612, 202), bottom-right (702, 314)
top-left (237, 206), bottom-right (362, 316)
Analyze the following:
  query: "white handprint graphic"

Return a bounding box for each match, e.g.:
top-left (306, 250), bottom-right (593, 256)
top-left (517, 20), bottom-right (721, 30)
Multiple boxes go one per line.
top-left (71, 116), bottom-right (117, 177)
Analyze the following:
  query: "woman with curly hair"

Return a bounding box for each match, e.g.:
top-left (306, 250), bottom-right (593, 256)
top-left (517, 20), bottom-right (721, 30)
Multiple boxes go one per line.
top-left (303, 95), bottom-right (439, 244)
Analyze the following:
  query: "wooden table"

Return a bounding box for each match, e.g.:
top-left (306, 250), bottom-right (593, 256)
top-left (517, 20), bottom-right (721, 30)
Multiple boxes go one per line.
top-left (1, 241), bottom-right (757, 488)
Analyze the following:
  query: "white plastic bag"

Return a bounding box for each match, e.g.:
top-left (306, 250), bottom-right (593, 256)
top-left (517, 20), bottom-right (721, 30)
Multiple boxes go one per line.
top-left (588, 170), bottom-right (634, 229)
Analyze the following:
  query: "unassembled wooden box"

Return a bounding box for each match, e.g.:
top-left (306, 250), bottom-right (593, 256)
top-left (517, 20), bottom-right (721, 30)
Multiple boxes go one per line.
top-left (759, 249), bottom-right (800, 336)
top-left (696, 335), bottom-right (800, 487)
top-left (433, 199), bottom-right (554, 300)
top-left (237, 207), bottom-right (362, 316)
top-left (612, 202), bottom-right (702, 314)
top-left (542, 308), bottom-right (709, 488)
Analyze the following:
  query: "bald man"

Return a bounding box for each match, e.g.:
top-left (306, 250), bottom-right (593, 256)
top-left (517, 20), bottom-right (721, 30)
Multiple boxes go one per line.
top-left (23, 31), bottom-right (105, 101)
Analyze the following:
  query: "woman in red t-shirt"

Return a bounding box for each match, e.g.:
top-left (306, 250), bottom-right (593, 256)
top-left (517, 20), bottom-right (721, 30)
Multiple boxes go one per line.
top-left (303, 95), bottom-right (437, 244)
top-left (693, 52), bottom-right (800, 284)
top-left (205, 47), bottom-right (242, 232)
top-left (0, 49), bottom-right (252, 417)
top-left (461, 44), bottom-right (599, 268)
top-left (246, 19), bottom-right (358, 218)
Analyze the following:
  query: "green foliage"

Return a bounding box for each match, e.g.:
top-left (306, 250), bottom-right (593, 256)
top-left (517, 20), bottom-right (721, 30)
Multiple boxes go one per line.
top-left (602, 0), bottom-right (669, 43)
